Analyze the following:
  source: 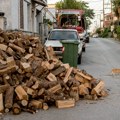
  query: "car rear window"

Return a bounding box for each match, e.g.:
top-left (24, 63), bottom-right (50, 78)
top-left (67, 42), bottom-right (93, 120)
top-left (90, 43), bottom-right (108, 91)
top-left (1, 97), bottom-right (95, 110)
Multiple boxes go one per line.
top-left (48, 31), bottom-right (78, 40)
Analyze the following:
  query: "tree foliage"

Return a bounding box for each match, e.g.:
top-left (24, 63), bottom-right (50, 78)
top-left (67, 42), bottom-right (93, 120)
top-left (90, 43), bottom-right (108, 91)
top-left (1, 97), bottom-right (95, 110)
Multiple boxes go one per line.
top-left (55, 0), bottom-right (95, 28)
top-left (112, 0), bottom-right (120, 18)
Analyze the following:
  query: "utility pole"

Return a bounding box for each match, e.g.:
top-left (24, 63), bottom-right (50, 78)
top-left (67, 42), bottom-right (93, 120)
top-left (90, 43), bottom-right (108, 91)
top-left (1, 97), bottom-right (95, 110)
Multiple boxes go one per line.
top-left (110, 0), bottom-right (112, 13)
top-left (103, 0), bottom-right (105, 28)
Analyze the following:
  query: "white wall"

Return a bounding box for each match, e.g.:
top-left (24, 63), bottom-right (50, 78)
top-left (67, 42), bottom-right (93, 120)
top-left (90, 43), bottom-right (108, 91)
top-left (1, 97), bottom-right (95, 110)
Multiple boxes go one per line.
top-left (0, 0), bottom-right (12, 29)
top-left (11, 0), bottom-right (19, 29)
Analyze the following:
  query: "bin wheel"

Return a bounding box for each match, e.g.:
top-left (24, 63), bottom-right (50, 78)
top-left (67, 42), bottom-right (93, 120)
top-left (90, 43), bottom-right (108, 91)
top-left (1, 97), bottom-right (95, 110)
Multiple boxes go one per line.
top-left (82, 47), bottom-right (86, 52)
top-left (78, 53), bottom-right (82, 64)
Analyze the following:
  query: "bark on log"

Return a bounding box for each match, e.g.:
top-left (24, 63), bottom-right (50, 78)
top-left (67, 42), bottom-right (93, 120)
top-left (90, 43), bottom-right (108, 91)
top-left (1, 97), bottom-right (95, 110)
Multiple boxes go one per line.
top-left (5, 86), bottom-right (14, 108)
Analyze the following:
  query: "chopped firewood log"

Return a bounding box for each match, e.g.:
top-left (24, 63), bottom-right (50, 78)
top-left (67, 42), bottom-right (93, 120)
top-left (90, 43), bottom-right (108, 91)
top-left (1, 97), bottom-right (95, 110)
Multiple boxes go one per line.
top-left (48, 84), bottom-right (62, 94)
top-left (61, 63), bottom-right (70, 70)
top-left (0, 93), bottom-right (4, 113)
top-left (32, 81), bottom-right (40, 90)
top-left (91, 81), bottom-right (105, 95)
top-left (15, 85), bottom-right (28, 100)
top-left (0, 30), bottom-right (9, 43)
top-left (7, 57), bottom-right (16, 66)
top-left (24, 86), bottom-right (36, 96)
top-left (63, 67), bottom-right (73, 83)
top-left (0, 44), bottom-right (7, 51)
top-left (56, 99), bottom-right (75, 108)
top-left (5, 108), bottom-right (9, 113)
top-left (43, 103), bottom-right (49, 110)
top-left (26, 76), bottom-right (37, 87)
top-left (12, 103), bottom-right (21, 115)
top-left (20, 62), bottom-right (32, 73)
top-left (77, 72), bottom-right (92, 81)
top-left (0, 84), bottom-right (10, 94)
top-left (75, 74), bottom-right (84, 83)
top-left (47, 73), bottom-right (57, 82)
top-left (3, 74), bottom-right (10, 84)
top-left (79, 84), bottom-right (89, 95)
top-left (9, 43), bottom-right (25, 53)
top-left (38, 88), bottom-right (45, 96)
top-left (100, 90), bottom-right (108, 97)
top-left (70, 87), bottom-right (79, 101)
top-left (84, 82), bottom-right (92, 89)
top-left (24, 54), bottom-right (33, 60)
top-left (21, 100), bottom-right (28, 106)
top-left (5, 86), bottom-right (14, 108)
top-left (0, 65), bottom-right (16, 75)
top-left (29, 100), bottom-right (43, 109)
top-left (29, 47), bottom-right (33, 53)
top-left (52, 66), bottom-right (66, 76)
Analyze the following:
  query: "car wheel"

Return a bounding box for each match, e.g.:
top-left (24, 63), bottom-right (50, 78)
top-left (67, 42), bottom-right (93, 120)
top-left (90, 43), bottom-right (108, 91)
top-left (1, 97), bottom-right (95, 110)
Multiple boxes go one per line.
top-left (82, 47), bottom-right (86, 52)
top-left (78, 53), bottom-right (82, 64)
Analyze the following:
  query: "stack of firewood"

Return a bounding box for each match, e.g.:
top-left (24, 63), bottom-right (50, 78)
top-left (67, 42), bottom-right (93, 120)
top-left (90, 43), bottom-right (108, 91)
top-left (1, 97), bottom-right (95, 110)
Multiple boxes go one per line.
top-left (0, 28), bottom-right (108, 115)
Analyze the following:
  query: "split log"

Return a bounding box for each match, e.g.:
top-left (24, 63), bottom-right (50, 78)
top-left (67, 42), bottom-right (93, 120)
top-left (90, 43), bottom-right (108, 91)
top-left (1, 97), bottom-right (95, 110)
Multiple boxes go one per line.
top-left (29, 100), bottom-right (43, 109)
top-left (52, 66), bottom-right (66, 76)
top-left (15, 85), bottom-right (28, 100)
top-left (0, 65), bottom-right (16, 75)
top-left (7, 57), bottom-right (16, 66)
top-left (79, 84), bottom-right (89, 95)
top-left (56, 99), bottom-right (75, 108)
top-left (12, 103), bottom-right (21, 115)
top-left (20, 62), bottom-right (32, 72)
top-left (91, 81), bottom-right (105, 95)
top-left (0, 84), bottom-right (10, 94)
top-left (0, 93), bottom-right (4, 113)
top-left (0, 44), bottom-right (7, 51)
top-left (47, 73), bottom-right (57, 82)
top-left (6, 47), bottom-right (14, 55)
top-left (24, 54), bottom-right (33, 60)
top-left (0, 30), bottom-right (9, 43)
top-left (70, 87), bottom-right (79, 101)
top-left (5, 86), bottom-right (14, 108)
top-left (75, 74), bottom-right (84, 83)
top-left (63, 67), bottom-right (73, 83)
top-left (77, 72), bottom-right (92, 81)
top-left (61, 64), bottom-right (70, 70)
top-left (24, 86), bottom-right (36, 96)
top-left (38, 88), bottom-right (45, 96)
top-left (48, 84), bottom-right (62, 94)
top-left (32, 81), bottom-right (40, 90)
top-left (9, 43), bottom-right (25, 53)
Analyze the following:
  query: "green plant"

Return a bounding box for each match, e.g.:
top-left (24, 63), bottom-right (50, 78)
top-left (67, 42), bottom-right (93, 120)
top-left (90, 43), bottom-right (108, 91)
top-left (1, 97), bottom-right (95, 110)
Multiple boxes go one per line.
top-left (100, 28), bottom-right (111, 38)
top-left (115, 26), bottom-right (120, 39)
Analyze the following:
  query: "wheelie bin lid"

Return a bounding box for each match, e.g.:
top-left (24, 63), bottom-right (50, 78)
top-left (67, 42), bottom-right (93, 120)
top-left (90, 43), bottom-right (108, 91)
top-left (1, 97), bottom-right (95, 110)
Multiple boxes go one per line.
top-left (61, 40), bottom-right (79, 44)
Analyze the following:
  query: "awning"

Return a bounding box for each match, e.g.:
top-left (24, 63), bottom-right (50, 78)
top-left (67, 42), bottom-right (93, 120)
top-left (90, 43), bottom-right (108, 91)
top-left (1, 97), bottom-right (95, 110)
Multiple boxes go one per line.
top-left (33, 0), bottom-right (47, 6)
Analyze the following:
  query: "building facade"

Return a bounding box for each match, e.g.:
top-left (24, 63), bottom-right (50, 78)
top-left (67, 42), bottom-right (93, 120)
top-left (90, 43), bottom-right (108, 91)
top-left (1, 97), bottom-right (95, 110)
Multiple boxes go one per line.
top-left (0, 0), bottom-right (47, 39)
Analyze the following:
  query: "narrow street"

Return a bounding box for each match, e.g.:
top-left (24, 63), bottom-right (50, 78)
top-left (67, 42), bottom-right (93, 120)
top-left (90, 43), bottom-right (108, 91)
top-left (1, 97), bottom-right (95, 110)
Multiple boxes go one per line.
top-left (3, 38), bottom-right (120, 120)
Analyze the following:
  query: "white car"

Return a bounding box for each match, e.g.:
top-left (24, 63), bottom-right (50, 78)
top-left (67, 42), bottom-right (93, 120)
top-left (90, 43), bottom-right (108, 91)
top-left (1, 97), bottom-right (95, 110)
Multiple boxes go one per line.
top-left (45, 29), bottom-right (84, 64)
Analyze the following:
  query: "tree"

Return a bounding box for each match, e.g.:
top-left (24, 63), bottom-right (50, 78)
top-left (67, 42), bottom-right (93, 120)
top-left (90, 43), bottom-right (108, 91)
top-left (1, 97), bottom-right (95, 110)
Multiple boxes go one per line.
top-left (112, 0), bottom-right (120, 18)
top-left (55, 0), bottom-right (94, 28)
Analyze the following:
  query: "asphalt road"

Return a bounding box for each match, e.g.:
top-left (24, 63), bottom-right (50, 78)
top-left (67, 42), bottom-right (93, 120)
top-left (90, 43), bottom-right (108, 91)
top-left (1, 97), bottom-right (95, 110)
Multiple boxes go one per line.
top-left (3, 38), bottom-right (120, 120)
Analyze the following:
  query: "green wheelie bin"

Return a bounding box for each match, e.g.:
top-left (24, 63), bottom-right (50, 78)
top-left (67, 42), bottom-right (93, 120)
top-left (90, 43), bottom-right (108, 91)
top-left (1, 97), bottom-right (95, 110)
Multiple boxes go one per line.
top-left (61, 40), bottom-right (79, 67)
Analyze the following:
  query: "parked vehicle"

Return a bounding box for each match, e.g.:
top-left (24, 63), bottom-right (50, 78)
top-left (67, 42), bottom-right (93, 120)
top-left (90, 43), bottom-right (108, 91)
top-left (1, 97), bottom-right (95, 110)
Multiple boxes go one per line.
top-left (79, 30), bottom-right (90, 43)
top-left (56, 9), bottom-right (86, 33)
top-left (45, 29), bottom-right (84, 64)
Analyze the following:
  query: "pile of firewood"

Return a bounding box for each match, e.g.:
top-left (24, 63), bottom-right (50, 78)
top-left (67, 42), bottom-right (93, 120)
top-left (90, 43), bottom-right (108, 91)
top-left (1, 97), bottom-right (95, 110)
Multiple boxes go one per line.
top-left (0, 28), bottom-right (108, 115)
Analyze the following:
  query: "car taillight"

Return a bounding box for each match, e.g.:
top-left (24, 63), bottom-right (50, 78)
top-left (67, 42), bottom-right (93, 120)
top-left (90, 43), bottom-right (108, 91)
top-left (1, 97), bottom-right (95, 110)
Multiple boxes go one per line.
top-left (60, 47), bottom-right (65, 53)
